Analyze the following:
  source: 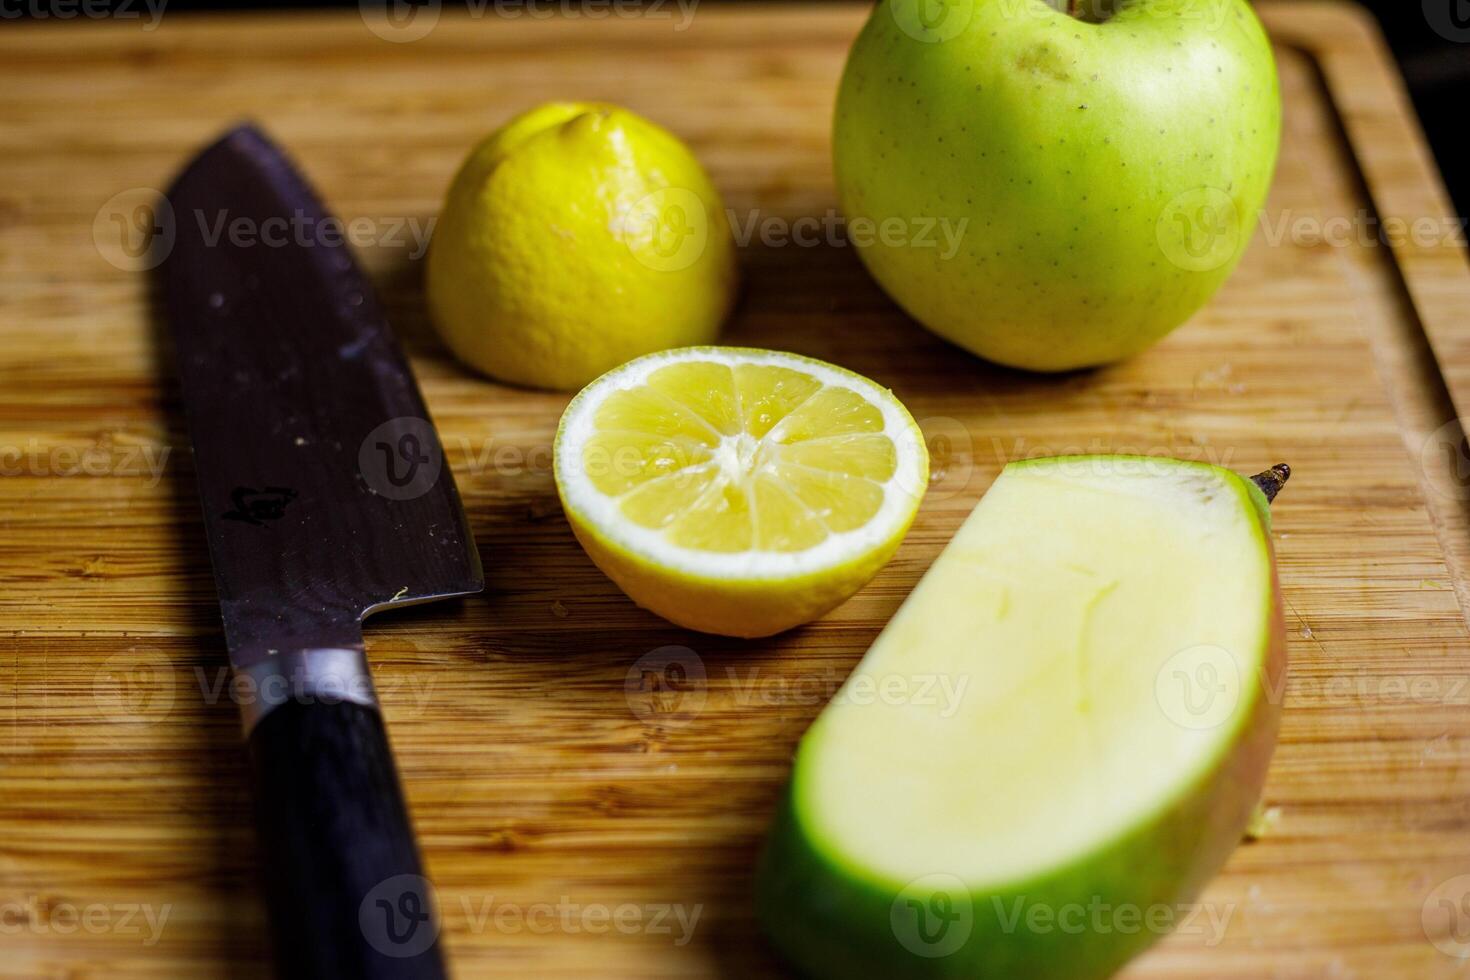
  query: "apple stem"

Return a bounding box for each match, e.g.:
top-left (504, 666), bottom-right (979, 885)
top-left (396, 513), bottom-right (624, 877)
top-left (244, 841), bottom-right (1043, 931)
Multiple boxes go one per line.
top-left (1060, 0), bottom-right (1119, 23)
top-left (1250, 464), bottom-right (1291, 504)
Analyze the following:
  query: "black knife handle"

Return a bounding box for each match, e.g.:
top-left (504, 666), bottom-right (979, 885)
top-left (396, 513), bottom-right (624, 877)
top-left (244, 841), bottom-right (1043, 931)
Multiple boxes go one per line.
top-left (248, 698), bottom-right (448, 980)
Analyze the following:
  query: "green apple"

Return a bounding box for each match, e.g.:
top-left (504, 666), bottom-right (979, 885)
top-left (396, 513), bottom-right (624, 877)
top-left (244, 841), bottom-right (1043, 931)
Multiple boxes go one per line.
top-left (834, 0), bottom-right (1280, 370)
top-left (758, 456), bottom-right (1289, 978)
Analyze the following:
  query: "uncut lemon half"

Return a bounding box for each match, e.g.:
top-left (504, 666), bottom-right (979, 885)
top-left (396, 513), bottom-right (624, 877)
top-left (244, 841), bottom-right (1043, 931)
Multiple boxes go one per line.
top-left (554, 347), bottom-right (929, 637)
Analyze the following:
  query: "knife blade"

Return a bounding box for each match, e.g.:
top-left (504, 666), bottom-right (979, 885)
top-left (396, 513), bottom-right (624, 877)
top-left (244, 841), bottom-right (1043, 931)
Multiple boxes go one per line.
top-left (162, 123), bottom-right (481, 980)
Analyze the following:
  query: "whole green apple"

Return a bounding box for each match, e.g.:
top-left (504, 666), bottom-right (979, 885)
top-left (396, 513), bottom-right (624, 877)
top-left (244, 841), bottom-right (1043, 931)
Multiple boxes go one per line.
top-left (834, 0), bottom-right (1280, 370)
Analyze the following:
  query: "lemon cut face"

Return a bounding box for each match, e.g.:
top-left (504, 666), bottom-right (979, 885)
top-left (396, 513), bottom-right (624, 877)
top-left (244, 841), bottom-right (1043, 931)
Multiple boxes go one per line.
top-left (554, 347), bottom-right (928, 636)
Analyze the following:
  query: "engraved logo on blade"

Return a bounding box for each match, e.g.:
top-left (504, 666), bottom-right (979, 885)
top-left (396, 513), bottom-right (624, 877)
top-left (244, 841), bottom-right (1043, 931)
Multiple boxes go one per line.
top-left (222, 486), bottom-right (298, 526)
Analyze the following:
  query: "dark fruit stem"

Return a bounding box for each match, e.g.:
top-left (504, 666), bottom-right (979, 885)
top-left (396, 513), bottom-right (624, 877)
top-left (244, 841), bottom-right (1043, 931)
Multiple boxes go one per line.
top-left (1063, 0), bottom-right (1120, 23)
top-left (1250, 464), bottom-right (1291, 505)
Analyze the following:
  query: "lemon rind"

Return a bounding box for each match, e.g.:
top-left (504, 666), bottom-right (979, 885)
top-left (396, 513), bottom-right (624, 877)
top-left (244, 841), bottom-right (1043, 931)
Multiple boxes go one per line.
top-left (555, 347), bottom-right (928, 581)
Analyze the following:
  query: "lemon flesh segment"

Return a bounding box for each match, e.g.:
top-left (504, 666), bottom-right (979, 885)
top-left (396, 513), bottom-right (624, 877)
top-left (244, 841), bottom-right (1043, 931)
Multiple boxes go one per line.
top-left (555, 348), bottom-right (928, 637)
top-left (586, 362), bottom-right (897, 554)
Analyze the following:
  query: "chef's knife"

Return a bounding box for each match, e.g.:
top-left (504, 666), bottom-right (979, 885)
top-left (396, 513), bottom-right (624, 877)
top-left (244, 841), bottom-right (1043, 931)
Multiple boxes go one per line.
top-left (161, 124), bottom-right (481, 979)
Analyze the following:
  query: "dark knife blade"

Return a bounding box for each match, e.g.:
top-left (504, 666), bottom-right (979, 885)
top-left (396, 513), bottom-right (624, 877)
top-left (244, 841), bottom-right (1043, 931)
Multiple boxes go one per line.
top-left (165, 124), bottom-right (481, 673)
top-left (162, 124), bottom-right (478, 980)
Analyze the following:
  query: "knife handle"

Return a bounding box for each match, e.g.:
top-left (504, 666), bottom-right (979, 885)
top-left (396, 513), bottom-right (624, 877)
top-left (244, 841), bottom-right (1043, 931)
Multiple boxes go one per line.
top-left (248, 697), bottom-right (448, 980)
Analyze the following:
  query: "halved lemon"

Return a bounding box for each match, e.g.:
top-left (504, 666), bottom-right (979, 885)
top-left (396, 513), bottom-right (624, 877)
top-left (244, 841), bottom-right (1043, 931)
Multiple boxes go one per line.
top-left (553, 347), bottom-right (929, 637)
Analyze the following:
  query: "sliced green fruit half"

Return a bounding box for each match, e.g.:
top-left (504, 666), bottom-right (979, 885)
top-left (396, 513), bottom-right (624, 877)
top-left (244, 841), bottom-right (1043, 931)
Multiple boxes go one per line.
top-left (758, 455), bottom-right (1288, 979)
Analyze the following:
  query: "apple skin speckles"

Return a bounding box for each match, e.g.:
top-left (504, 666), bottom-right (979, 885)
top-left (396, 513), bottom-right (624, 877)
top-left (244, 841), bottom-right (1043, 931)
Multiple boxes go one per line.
top-left (833, 0), bottom-right (1280, 371)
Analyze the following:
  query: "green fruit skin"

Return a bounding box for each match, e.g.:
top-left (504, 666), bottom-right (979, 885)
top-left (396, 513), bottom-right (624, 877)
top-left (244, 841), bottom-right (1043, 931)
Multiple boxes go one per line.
top-left (756, 464), bottom-right (1286, 979)
top-left (834, 0), bottom-right (1281, 371)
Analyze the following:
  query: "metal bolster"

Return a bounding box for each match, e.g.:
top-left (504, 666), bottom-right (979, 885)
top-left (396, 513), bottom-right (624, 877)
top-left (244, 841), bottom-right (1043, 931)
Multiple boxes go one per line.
top-left (236, 647), bottom-right (379, 735)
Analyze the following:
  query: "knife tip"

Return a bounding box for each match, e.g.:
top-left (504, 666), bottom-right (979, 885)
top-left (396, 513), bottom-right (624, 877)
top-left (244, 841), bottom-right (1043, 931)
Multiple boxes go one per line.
top-left (164, 122), bottom-right (288, 225)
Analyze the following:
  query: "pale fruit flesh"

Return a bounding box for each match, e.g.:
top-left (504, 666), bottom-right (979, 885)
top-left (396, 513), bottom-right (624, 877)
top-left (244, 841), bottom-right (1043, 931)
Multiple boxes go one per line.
top-left (759, 455), bottom-right (1285, 978)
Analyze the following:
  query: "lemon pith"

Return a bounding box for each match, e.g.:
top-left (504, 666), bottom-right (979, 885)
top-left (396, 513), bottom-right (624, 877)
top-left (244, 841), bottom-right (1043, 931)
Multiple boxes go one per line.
top-left (555, 348), bottom-right (929, 637)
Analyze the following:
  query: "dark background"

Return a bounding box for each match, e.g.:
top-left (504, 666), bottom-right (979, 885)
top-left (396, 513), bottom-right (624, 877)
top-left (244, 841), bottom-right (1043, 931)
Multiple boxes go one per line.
top-left (5, 0), bottom-right (1467, 212)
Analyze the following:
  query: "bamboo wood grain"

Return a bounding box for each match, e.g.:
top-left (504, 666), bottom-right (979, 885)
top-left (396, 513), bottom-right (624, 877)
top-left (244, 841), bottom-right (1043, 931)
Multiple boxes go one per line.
top-left (3, 3), bottom-right (1470, 977)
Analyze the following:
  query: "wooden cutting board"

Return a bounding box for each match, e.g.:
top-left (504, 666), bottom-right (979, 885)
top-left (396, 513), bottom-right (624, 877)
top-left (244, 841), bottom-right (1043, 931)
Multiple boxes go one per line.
top-left (5, 2), bottom-right (1470, 976)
